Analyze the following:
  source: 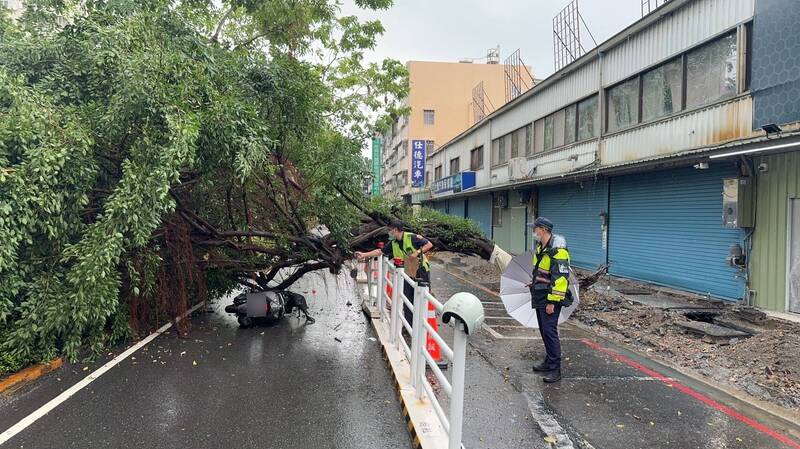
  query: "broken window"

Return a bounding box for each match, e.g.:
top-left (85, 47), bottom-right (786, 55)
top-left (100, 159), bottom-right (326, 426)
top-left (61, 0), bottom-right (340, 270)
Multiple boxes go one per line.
top-left (543, 115), bottom-right (554, 150)
top-left (577, 95), bottom-right (598, 140)
top-left (564, 104), bottom-right (577, 144)
top-left (642, 57), bottom-right (683, 122)
top-left (607, 77), bottom-right (639, 132)
top-left (686, 32), bottom-right (737, 109)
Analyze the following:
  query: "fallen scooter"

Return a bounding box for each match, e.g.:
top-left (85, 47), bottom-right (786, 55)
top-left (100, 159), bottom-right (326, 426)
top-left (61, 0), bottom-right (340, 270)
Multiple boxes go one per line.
top-left (224, 290), bottom-right (315, 328)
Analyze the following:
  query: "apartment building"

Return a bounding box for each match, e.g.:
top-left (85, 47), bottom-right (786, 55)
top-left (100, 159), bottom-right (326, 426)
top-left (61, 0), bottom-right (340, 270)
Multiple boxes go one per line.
top-left (379, 60), bottom-right (517, 201)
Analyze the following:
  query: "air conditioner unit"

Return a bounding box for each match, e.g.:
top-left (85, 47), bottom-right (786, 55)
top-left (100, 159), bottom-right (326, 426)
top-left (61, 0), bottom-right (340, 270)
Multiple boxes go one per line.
top-left (507, 157), bottom-right (528, 181)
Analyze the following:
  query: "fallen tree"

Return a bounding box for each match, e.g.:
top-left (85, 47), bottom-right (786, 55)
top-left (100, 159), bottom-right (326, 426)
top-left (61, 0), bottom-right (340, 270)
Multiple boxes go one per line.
top-left (0, 0), bottom-right (505, 372)
top-left (0, 0), bottom-right (420, 370)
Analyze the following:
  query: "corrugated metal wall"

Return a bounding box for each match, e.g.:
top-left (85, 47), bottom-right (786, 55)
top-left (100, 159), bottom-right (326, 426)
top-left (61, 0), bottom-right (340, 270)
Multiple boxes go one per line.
top-left (538, 179), bottom-right (609, 269)
top-left (601, 97), bottom-right (755, 166)
top-left (433, 201), bottom-right (448, 214)
top-left (608, 164), bottom-right (745, 300)
top-left (750, 151), bottom-right (800, 312)
top-left (602, 0), bottom-right (755, 86)
top-left (492, 59), bottom-right (600, 137)
top-left (530, 140), bottom-right (598, 178)
top-left (466, 194), bottom-right (493, 238)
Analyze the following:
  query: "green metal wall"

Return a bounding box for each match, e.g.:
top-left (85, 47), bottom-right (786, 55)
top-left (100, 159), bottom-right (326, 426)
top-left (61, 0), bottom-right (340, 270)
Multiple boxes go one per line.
top-left (492, 200), bottom-right (527, 254)
top-left (751, 151), bottom-right (800, 312)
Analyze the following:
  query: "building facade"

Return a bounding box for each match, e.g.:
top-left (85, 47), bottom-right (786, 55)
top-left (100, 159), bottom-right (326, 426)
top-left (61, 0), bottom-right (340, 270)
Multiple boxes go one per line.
top-left (423, 0), bottom-right (800, 313)
top-left (379, 60), bottom-right (513, 200)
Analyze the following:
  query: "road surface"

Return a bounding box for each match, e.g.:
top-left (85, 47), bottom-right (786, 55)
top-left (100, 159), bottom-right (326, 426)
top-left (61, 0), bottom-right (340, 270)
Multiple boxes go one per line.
top-left (0, 270), bottom-right (412, 449)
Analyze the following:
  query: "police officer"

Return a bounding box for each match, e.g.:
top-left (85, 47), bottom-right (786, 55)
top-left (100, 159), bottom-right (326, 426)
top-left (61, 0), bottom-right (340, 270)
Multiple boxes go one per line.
top-left (355, 219), bottom-right (433, 326)
top-left (528, 217), bottom-right (572, 383)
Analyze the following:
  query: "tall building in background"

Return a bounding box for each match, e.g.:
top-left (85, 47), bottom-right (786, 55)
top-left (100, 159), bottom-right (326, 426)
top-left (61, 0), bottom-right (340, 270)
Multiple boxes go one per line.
top-left (379, 58), bottom-right (524, 201)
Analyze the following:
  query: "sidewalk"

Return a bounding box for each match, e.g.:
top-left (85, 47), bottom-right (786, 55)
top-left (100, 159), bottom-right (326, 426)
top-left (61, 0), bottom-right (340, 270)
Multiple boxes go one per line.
top-left (429, 264), bottom-right (800, 449)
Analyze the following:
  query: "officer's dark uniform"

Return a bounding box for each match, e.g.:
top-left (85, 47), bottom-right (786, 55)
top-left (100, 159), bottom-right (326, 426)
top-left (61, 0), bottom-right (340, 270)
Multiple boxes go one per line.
top-left (382, 232), bottom-right (431, 326)
top-left (529, 219), bottom-right (572, 377)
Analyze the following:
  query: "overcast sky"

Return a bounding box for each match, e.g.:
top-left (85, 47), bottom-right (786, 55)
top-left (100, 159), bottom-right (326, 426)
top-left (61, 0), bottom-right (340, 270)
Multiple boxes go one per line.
top-left (342, 0), bottom-right (643, 156)
top-left (341, 0), bottom-right (642, 78)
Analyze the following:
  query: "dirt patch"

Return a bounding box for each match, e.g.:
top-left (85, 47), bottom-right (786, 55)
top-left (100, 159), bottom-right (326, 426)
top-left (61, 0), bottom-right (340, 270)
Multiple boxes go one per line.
top-left (575, 289), bottom-right (800, 412)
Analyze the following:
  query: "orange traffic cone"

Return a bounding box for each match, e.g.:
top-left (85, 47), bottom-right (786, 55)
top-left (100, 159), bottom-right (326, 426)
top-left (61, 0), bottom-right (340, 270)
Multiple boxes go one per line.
top-left (425, 301), bottom-right (447, 368)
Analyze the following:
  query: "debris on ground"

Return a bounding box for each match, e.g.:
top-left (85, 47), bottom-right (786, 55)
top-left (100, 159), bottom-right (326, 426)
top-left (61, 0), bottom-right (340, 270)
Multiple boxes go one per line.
top-left (575, 287), bottom-right (800, 411)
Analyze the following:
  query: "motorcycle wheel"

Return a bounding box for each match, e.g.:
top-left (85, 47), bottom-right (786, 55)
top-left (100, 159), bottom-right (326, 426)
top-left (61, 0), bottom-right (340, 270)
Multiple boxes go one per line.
top-left (237, 316), bottom-right (253, 328)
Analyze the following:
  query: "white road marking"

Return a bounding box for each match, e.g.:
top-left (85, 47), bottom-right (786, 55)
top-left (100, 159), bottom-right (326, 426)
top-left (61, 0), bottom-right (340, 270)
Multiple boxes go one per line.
top-left (523, 391), bottom-right (581, 449)
top-left (0, 301), bottom-right (205, 446)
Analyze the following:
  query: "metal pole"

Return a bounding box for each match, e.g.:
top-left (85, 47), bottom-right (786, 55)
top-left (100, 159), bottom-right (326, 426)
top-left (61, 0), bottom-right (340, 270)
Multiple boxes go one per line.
top-left (448, 324), bottom-right (468, 449)
top-left (414, 281), bottom-right (430, 399)
top-left (390, 262), bottom-right (404, 346)
top-left (365, 259), bottom-right (374, 305)
top-left (377, 257), bottom-right (385, 317)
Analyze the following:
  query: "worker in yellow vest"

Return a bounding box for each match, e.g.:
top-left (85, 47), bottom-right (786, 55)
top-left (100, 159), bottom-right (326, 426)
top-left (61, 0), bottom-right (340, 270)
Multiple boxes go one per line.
top-left (528, 217), bottom-right (572, 383)
top-left (356, 220), bottom-right (433, 326)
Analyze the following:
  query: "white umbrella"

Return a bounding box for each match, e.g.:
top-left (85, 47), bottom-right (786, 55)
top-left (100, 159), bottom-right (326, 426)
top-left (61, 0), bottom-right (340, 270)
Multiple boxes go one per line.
top-left (500, 250), bottom-right (580, 328)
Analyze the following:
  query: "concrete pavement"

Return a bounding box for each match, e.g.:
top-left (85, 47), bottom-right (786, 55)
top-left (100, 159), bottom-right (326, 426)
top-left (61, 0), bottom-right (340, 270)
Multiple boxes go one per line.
top-left (430, 265), bottom-right (800, 449)
top-left (0, 271), bottom-right (412, 449)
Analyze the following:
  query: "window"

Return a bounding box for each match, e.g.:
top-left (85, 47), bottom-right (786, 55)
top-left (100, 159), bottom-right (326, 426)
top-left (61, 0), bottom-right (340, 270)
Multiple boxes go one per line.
top-left (543, 115), bottom-right (554, 150)
top-left (510, 131), bottom-right (519, 158)
top-left (396, 171), bottom-right (408, 186)
top-left (425, 140), bottom-right (435, 152)
top-left (607, 77), bottom-right (639, 131)
top-left (564, 104), bottom-right (577, 144)
top-left (686, 33), bottom-right (737, 109)
top-left (553, 109), bottom-right (565, 148)
top-left (525, 124), bottom-right (533, 156)
top-left (449, 157), bottom-right (460, 175)
top-left (423, 109), bottom-right (435, 125)
top-left (434, 165), bottom-right (442, 180)
top-left (470, 146), bottom-right (484, 171)
top-left (534, 118), bottom-right (545, 153)
top-left (577, 95), bottom-right (598, 140)
top-left (642, 58), bottom-right (683, 122)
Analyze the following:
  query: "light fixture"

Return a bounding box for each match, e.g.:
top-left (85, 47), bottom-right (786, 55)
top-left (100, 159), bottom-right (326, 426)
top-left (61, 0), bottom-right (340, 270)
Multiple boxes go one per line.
top-left (693, 162), bottom-right (709, 170)
top-left (761, 123), bottom-right (783, 134)
top-left (709, 141), bottom-right (800, 159)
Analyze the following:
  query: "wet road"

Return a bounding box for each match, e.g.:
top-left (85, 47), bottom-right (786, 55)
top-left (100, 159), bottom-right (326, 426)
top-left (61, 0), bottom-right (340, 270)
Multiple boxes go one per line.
top-left (430, 266), bottom-right (800, 449)
top-left (0, 271), bottom-right (412, 449)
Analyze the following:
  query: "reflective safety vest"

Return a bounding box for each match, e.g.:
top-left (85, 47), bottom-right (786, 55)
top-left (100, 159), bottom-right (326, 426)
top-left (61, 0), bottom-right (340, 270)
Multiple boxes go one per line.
top-left (391, 232), bottom-right (431, 272)
top-left (531, 235), bottom-right (571, 305)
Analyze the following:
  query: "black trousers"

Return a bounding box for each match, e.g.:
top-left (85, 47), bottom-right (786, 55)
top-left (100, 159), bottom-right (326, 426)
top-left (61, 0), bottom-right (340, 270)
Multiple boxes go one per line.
top-left (535, 305), bottom-right (562, 370)
top-left (402, 268), bottom-right (430, 331)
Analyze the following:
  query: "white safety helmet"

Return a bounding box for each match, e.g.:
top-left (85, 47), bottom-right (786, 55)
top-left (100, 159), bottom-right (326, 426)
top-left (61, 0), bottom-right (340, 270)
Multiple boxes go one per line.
top-left (442, 292), bottom-right (485, 335)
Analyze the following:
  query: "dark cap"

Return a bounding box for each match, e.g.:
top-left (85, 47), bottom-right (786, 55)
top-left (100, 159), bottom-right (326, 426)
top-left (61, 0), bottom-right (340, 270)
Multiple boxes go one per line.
top-left (388, 219), bottom-right (405, 231)
top-left (527, 217), bottom-right (554, 231)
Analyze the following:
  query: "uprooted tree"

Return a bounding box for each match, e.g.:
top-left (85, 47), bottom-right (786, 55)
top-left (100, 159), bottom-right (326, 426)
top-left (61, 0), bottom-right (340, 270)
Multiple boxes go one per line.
top-left (0, 0), bottom-right (499, 372)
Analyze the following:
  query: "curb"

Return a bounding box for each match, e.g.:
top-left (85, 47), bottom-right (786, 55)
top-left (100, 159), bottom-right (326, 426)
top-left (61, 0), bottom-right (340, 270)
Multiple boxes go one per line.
top-left (0, 358), bottom-right (64, 394)
top-left (357, 285), bottom-right (449, 449)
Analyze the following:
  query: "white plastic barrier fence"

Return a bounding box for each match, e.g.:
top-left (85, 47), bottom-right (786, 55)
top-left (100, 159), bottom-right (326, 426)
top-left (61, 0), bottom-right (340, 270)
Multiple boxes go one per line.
top-left (363, 256), bottom-right (474, 449)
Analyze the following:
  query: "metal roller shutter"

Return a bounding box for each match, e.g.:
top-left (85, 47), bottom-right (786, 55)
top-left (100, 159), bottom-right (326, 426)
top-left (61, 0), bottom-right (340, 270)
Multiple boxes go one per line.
top-left (466, 194), bottom-right (492, 238)
top-left (538, 179), bottom-right (609, 269)
top-left (449, 198), bottom-right (466, 218)
top-left (433, 201), bottom-right (448, 214)
top-left (608, 165), bottom-right (745, 300)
